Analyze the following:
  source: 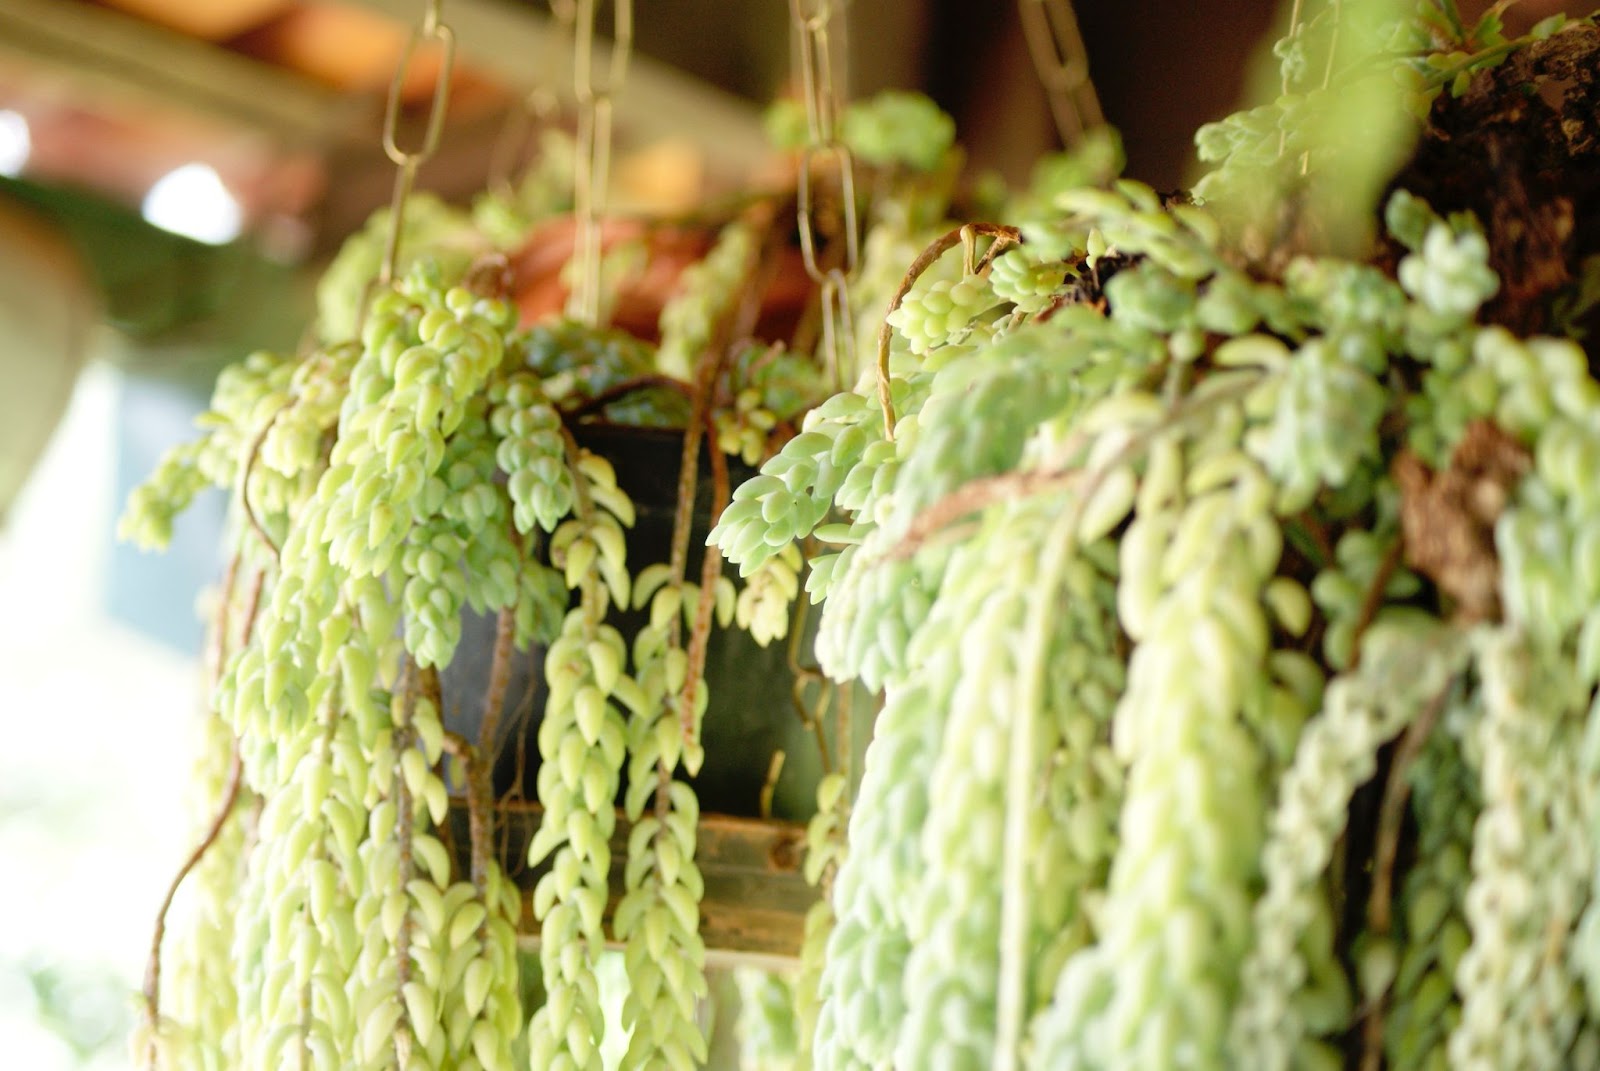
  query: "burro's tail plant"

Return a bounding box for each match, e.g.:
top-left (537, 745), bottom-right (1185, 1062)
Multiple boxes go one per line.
top-left (120, 0), bottom-right (1600, 1066)
top-left (122, 240), bottom-right (775, 1070)
top-left (116, 212), bottom-right (804, 1069)
top-left (709, 3), bottom-right (1600, 1069)
top-left (125, 262), bottom-right (542, 1071)
top-left (118, 84), bottom-right (967, 1071)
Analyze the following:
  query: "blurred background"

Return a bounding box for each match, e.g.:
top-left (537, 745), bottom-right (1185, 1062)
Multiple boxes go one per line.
top-left (0, 0), bottom-right (1586, 1066)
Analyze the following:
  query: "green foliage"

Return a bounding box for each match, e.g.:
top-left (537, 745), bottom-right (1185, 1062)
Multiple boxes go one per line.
top-left (314, 195), bottom-right (483, 344)
top-left (765, 90), bottom-right (956, 173)
top-left (658, 220), bottom-right (757, 380)
top-left (1230, 620), bottom-right (1465, 1069)
top-left (736, 969), bottom-right (801, 1071)
top-left (885, 273), bottom-right (1002, 355)
top-left (1384, 697), bottom-right (1476, 1070)
top-left (124, 170), bottom-right (838, 1068)
top-left (17, 962), bottom-right (133, 1064)
top-left (518, 319), bottom-right (691, 427)
top-left (472, 129), bottom-right (577, 249)
top-left (714, 8), bottom-right (1600, 1067)
top-left (838, 92), bottom-right (957, 173)
top-left (1194, 0), bottom-right (1418, 256)
top-left (126, 6), bottom-right (1600, 1071)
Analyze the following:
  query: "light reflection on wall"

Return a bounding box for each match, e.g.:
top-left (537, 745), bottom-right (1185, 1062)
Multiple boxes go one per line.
top-left (0, 363), bottom-right (200, 1070)
top-left (141, 163), bottom-right (243, 246)
top-left (0, 110), bottom-right (31, 178)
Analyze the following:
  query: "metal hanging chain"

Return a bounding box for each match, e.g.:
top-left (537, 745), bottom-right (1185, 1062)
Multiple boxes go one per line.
top-left (786, 0), bottom-right (859, 792)
top-left (1018, 0), bottom-right (1104, 148)
top-left (788, 0), bottom-right (859, 390)
top-left (486, 0), bottom-right (579, 198)
top-left (378, 0), bottom-right (457, 286)
top-left (568, 0), bottom-right (633, 326)
top-left (482, 2), bottom-right (570, 197)
top-left (485, 88), bottom-right (561, 199)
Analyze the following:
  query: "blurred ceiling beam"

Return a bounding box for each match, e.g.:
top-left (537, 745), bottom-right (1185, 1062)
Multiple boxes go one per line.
top-left (0, 0), bottom-right (362, 147)
top-left (342, 0), bottom-right (770, 182)
top-left (93, 0), bottom-right (294, 42)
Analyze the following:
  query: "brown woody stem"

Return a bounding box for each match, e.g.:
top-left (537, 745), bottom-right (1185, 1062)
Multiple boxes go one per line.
top-left (392, 662), bottom-right (419, 1068)
top-left (141, 744), bottom-right (243, 1063)
top-left (480, 607), bottom-right (515, 769)
top-left (141, 562), bottom-right (267, 1065)
top-left (443, 731), bottom-right (492, 894)
top-left (875, 223), bottom-right (1022, 440)
top-left (1347, 538), bottom-right (1405, 671)
top-left (239, 404), bottom-right (289, 559)
top-left (1359, 682), bottom-right (1454, 1071)
top-left (680, 425), bottom-right (730, 751)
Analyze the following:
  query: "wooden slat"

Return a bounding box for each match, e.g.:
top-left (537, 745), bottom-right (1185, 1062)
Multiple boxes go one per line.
top-left (0, 0), bottom-right (358, 146)
top-left (451, 801), bottom-right (817, 963)
top-left (94, 0), bottom-right (293, 42)
top-left (232, 3), bottom-right (443, 97)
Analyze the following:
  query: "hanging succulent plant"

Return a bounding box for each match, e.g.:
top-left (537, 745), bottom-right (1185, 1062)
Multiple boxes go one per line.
top-left (119, 0), bottom-right (954, 1058)
top-left (121, 0), bottom-right (1600, 1068)
top-left (713, 4), bottom-right (1600, 1070)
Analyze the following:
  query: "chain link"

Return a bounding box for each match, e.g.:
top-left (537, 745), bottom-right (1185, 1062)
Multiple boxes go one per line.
top-left (1018, 0), bottom-right (1103, 149)
top-left (786, 0), bottom-right (858, 791)
top-left (791, 0), bottom-right (839, 144)
top-left (486, 87), bottom-right (560, 198)
top-left (377, 0), bottom-right (457, 286)
top-left (788, 0), bottom-right (858, 401)
top-left (789, 0), bottom-right (858, 285)
top-left (567, 0), bottom-right (633, 326)
top-left (485, 0), bottom-right (577, 197)
top-left (817, 266), bottom-right (855, 390)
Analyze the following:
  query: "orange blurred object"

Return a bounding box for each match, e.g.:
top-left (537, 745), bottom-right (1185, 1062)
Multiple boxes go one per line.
top-left (94, 0), bottom-right (291, 40)
top-left (232, 3), bottom-right (445, 100)
top-left (510, 215), bottom-right (813, 346)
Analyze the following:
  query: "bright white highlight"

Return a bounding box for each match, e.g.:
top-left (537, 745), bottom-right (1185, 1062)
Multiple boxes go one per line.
top-left (0, 110), bottom-right (30, 178)
top-left (141, 163), bottom-right (242, 245)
